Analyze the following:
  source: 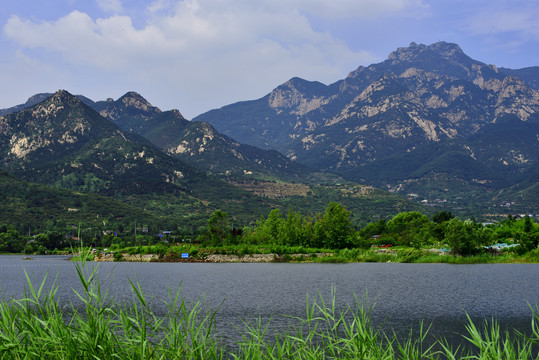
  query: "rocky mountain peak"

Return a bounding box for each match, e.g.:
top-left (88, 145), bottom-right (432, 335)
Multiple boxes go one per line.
top-left (388, 42), bottom-right (426, 61)
top-left (119, 91), bottom-right (161, 114)
top-left (388, 41), bottom-right (465, 63)
top-left (170, 109), bottom-right (185, 119)
top-left (268, 81), bottom-right (306, 109)
top-left (50, 89), bottom-right (82, 105)
top-left (268, 77), bottom-right (331, 115)
top-left (426, 41), bottom-right (465, 59)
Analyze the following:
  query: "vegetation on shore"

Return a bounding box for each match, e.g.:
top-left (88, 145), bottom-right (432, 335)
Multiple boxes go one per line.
top-left (1, 203), bottom-right (538, 263)
top-left (0, 256), bottom-right (538, 359)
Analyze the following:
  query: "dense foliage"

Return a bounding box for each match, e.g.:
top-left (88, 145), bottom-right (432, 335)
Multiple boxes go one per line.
top-left (2, 202), bottom-right (538, 258)
top-left (196, 206), bottom-right (538, 256)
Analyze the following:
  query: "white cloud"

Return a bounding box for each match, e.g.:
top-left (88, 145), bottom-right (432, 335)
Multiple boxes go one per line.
top-left (466, 8), bottom-right (539, 38)
top-left (96, 0), bottom-right (123, 14)
top-left (2, 0), bottom-right (424, 116)
top-left (295, 0), bottom-right (427, 19)
top-left (146, 0), bottom-right (175, 14)
top-left (456, 1), bottom-right (539, 60)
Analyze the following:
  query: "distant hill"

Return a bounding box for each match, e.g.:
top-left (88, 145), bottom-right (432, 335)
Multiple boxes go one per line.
top-left (0, 90), bottom-right (282, 229)
top-left (0, 93), bottom-right (96, 116)
top-left (0, 90), bottom-right (426, 229)
top-left (93, 92), bottom-right (338, 183)
top-left (193, 41), bottom-right (539, 215)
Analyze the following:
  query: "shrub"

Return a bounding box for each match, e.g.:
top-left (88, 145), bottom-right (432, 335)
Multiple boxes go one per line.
top-left (113, 251), bottom-right (124, 262)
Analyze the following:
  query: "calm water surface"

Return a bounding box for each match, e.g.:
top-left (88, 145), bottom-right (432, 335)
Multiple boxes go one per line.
top-left (1, 255), bottom-right (538, 346)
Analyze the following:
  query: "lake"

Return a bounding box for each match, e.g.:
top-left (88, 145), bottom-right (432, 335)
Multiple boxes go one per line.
top-left (1, 255), bottom-right (538, 349)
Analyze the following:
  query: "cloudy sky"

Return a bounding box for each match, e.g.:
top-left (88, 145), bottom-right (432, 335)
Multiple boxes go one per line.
top-left (1, 0), bottom-right (538, 118)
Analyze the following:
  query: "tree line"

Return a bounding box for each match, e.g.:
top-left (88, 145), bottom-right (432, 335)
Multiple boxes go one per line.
top-left (197, 204), bottom-right (538, 256)
top-left (1, 203), bottom-right (538, 256)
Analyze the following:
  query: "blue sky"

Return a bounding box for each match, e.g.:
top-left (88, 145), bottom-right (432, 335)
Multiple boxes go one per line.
top-left (2, 0), bottom-right (538, 118)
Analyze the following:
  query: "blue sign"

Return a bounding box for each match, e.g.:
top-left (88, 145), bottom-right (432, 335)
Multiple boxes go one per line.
top-left (181, 253), bottom-right (189, 259)
top-left (158, 234), bottom-right (164, 237)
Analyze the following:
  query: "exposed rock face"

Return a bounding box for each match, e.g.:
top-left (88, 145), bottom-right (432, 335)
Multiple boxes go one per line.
top-left (94, 253), bottom-right (333, 263)
top-left (268, 78), bottom-right (332, 116)
top-left (194, 41), bottom-right (539, 208)
top-left (0, 90), bottom-right (210, 196)
top-left (120, 91), bottom-right (159, 112)
top-left (94, 91), bottom-right (163, 132)
top-left (94, 253), bottom-right (158, 262)
top-left (87, 93), bottom-right (322, 182)
top-left (1, 90), bottom-right (110, 163)
top-left (203, 254), bottom-right (275, 263)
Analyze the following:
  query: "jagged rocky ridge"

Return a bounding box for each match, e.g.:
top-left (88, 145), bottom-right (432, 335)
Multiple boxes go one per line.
top-left (91, 92), bottom-right (335, 182)
top-left (1, 91), bottom-right (331, 182)
top-left (2, 41), bottom-right (537, 214)
top-left (0, 90), bottom-right (259, 208)
top-left (194, 41), bottom-right (539, 212)
top-left (0, 90), bottom-right (422, 227)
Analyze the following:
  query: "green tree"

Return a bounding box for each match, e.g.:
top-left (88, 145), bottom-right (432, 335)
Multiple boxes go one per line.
top-left (432, 211), bottom-right (454, 224)
top-left (279, 211), bottom-right (305, 246)
top-left (34, 231), bottom-right (64, 250)
top-left (359, 219), bottom-right (386, 239)
top-left (411, 222), bottom-right (437, 248)
top-left (206, 210), bottom-right (230, 245)
top-left (445, 218), bottom-right (480, 256)
top-left (523, 216), bottom-right (533, 233)
top-left (386, 212), bottom-right (431, 246)
top-left (263, 209), bottom-right (284, 244)
top-left (313, 203), bottom-right (355, 249)
top-left (0, 230), bottom-right (24, 253)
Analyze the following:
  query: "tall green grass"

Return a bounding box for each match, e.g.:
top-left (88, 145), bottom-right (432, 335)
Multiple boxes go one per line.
top-left (0, 252), bottom-right (222, 359)
top-left (413, 253), bottom-right (520, 264)
top-left (1, 253), bottom-right (538, 359)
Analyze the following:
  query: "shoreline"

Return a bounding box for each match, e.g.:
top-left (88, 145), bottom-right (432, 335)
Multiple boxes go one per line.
top-left (8, 247), bottom-right (534, 264)
top-left (93, 252), bottom-right (333, 263)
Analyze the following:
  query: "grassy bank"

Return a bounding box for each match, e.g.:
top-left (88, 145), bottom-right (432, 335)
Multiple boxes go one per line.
top-left (96, 244), bottom-right (539, 264)
top-left (1, 257), bottom-right (538, 359)
top-left (314, 247), bottom-right (539, 264)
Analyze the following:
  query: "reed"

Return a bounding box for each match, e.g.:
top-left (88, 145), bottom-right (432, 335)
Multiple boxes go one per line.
top-left (0, 250), bottom-right (222, 359)
top-left (1, 253), bottom-right (538, 359)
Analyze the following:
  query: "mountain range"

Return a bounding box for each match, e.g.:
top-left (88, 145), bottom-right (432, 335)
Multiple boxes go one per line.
top-left (0, 89), bottom-right (420, 232)
top-left (0, 91), bottom-right (286, 231)
top-left (1, 41), bottom-right (537, 230)
top-left (92, 92), bottom-right (339, 183)
top-left (193, 41), bottom-right (539, 214)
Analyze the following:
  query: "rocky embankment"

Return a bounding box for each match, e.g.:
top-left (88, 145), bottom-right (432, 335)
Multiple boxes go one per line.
top-left (94, 252), bottom-right (332, 262)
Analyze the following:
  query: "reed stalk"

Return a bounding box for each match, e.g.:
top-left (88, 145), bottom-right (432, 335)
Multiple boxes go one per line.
top-left (0, 251), bottom-right (537, 359)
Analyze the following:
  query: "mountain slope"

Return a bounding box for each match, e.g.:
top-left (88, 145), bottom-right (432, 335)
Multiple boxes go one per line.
top-left (0, 169), bottom-right (159, 232)
top-left (193, 41), bottom-right (539, 214)
top-left (94, 92), bottom-right (338, 183)
top-left (0, 90), bottom-right (190, 195)
top-left (0, 91), bottom-right (286, 228)
top-left (0, 90), bottom-right (431, 230)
